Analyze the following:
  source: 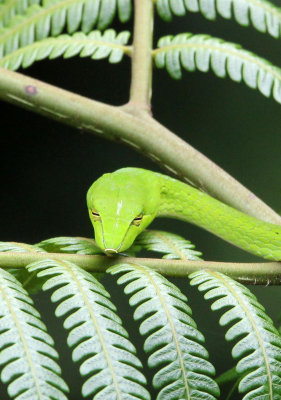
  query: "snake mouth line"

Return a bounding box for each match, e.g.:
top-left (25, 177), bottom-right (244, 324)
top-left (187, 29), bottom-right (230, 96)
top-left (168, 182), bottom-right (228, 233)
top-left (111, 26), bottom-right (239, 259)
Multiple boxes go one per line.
top-left (104, 248), bottom-right (118, 255)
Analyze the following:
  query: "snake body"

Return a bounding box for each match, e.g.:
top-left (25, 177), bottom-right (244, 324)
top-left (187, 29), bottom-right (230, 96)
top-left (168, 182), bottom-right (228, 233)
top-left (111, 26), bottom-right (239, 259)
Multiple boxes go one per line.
top-left (87, 168), bottom-right (281, 260)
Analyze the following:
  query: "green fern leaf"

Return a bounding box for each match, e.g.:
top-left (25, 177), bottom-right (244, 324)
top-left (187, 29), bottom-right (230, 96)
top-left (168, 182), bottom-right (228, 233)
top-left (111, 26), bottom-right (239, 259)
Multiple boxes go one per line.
top-left (0, 28), bottom-right (130, 70)
top-left (0, 241), bottom-right (47, 293)
top-left (0, 0), bottom-right (40, 28)
top-left (117, 0), bottom-right (132, 22)
top-left (0, 240), bottom-right (43, 253)
top-left (156, 0), bottom-right (188, 21)
top-left (0, 267), bottom-right (69, 400)
top-left (154, 33), bottom-right (281, 103)
top-left (38, 236), bottom-right (103, 254)
top-left (109, 262), bottom-right (220, 400)
top-left (156, 0), bottom-right (281, 39)
top-left (190, 270), bottom-right (281, 399)
top-left (0, 0), bottom-right (131, 57)
top-left (27, 259), bottom-right (151, 400)
top-left (135, 230), bottom-right (202, 260)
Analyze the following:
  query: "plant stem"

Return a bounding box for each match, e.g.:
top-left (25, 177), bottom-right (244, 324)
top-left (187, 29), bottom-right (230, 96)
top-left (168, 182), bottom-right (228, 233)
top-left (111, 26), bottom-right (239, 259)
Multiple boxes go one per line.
top-left (0, 67), bottom-right (280, 224)
top-left (142, 118), bottom-right (281, 224)
top-left (129, 0), bottom-right (154, 111)
top-left (1, 251), bottom-right (281, 284)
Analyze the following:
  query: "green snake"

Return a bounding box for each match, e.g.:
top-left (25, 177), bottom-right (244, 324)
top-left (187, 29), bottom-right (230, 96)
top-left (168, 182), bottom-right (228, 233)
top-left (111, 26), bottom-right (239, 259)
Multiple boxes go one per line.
top-left (86, 168), bottom-right (281, 260)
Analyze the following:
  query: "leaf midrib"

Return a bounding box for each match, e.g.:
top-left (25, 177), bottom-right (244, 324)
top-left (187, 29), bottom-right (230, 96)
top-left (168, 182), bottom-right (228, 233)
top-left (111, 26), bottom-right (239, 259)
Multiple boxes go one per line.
top-left (0, 275), bottom-right (44, 399)
top-left (0, 0), bottom-right (18, 23)
top-left (208, 271), bottom-right (273, 399)
top-left (153, 40), bottom-right (281, 83)
top-left (61, 260), bottom-right (123, 400)
top-left (0, 34), bottom-right (131, 65)
top-left (238, 0), bottom-right (281, 19)
top-left (132, 263), bottom-right (191, 399)
top-left (0, 0), bottom-right (91, 46)
top-left (151, 231), bottom-right (188, 260)
top-left (152, 0), bottom-right (281, 21)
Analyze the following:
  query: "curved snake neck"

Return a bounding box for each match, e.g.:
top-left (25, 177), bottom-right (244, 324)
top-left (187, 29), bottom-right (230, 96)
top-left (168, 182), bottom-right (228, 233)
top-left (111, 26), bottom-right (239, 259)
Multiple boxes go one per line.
top-left (88, 168), bottom-right (281, 260)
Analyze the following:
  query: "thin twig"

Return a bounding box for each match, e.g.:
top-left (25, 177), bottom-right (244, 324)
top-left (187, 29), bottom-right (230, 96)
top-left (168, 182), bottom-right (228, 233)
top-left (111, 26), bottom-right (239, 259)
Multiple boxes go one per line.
top-left (129, 0), bottom-right (154, 111)
top-left (0, 68), bottom-right (280, 224)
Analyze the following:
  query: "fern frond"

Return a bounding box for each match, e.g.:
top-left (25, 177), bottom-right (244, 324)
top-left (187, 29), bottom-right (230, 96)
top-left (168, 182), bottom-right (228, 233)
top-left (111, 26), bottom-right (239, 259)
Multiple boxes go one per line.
top-left (109, 262), bottom-right (220, 400)
top-left (38, 236), bottom-right (103, 254)
top-left (0, 241), bottom-right (47, 293)
top-left (155, 0), bottom-right (281, 39)
top-left (0, 0), bottom-right (131, 57)
top-left (135, 230), bottom-right (202, 260)
top-left (0, 267), bottom-right (69, 400)
top-left (0, 240), bottom-right (43, 253)
top-left (0, 29), bottom-right (130, 69)
top-left (27, 259), bottom-right (150, 400)
top-left (0, 0), bottom-right (40, 28)
top-left (154, 33), bottom-right (281, 103)
top-left (190, 270), bottom-right (281, 399)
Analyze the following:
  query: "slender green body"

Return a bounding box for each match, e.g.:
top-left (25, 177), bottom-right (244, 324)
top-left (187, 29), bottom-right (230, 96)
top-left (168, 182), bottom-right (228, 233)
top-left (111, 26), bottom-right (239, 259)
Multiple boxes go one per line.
top-left (87, 168), bottom-right (281, 260)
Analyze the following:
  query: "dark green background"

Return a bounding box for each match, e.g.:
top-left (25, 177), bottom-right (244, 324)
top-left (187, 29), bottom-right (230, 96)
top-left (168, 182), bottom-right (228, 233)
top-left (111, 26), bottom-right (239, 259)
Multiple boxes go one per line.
top-left (1, 8), bottom-right (281, 399)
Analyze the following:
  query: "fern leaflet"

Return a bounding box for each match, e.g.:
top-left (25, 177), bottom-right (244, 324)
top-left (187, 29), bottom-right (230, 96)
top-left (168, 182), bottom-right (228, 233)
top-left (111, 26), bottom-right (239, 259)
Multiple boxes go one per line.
top-left (0, 240), bottom-right (43, 253)
top-left (38, 235), bottom-right (103, 254)
top-left (0, 0), bottom-right (131, 57)
top-left (190, 270), bottom-right (281, 399)
top-left (0, 29), bottom-right (130, 69)
top-left (0, 0), bottom-right (40, 28)
top-left (155, 0), bottom-right (281, 39)
top-left (135, 230), bottom-right (202, 260)
top-left (0, 266), bottom-right (69, 400)
top-left (109, 262), bottom-right (220, 400)
top-left (0, 241), bottom-right (46, 293)
top-left (27, 259), bottom-right (150, 400)
top-left (154, 33), bottom-right (281, 103)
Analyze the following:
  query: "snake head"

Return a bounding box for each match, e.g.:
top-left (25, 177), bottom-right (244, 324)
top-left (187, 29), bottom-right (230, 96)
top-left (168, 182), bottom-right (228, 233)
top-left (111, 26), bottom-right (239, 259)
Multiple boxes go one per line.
top-left (87, 169), bottom-right (160, 254)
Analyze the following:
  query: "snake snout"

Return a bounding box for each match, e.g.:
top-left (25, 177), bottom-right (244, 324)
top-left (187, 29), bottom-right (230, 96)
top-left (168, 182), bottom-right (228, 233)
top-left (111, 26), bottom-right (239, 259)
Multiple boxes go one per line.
top-left (104, 248), bottom-right (118, 256)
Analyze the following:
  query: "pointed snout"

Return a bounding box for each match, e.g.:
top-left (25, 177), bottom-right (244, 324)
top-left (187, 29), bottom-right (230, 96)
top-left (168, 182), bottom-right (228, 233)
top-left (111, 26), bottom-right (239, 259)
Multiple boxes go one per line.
top-left (97, 216), bottom-right (130, 254)
top-left (102, 234), bottom-right (123, 254)
top-left (104, 248), bottom-right (118, 256)
top-left (94, 230), bottom-right (124, 254)
top-left (92, 215), bottom-right (140, 255)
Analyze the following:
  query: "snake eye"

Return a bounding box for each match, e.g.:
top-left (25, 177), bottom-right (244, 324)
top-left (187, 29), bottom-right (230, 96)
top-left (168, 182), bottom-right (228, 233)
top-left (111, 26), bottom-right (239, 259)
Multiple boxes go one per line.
top-left (133, 215), bottom-right (143, 226)
top-left (91, 210), bottom-right (100, 221)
